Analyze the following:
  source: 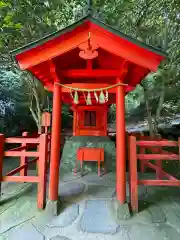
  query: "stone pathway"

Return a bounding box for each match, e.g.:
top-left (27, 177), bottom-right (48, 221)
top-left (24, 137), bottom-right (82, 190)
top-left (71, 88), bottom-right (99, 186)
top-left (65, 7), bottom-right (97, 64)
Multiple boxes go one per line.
top-left (0, 172), bottom-right (180, 240)
top-left (78, 200), bottom-right (119, 234)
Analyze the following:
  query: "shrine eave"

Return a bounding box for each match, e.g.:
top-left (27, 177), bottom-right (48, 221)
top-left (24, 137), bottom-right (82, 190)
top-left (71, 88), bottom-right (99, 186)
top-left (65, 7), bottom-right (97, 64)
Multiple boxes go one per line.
top-left (10, 15), bottom-right (166, 58)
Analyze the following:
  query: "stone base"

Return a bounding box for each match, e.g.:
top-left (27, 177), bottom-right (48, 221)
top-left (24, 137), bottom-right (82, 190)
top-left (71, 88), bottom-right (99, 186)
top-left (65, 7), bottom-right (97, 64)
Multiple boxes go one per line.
top-left (45, 200), bottom-right (61, 216)
top-left (109, 200), bottom-right (131, 221)
top-left (61, 136), bottom-right (116, 172)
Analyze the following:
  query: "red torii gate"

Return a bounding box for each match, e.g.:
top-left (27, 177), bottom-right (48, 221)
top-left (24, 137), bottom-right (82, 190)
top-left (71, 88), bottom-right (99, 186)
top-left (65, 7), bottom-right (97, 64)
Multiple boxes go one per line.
top-left (11, 15), bottom-right (166, 212)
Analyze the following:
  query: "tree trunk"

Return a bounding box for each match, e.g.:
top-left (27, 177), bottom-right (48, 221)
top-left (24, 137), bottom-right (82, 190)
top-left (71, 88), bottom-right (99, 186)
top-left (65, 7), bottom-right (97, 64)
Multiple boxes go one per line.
top-left (30, 104), bottom-right (41, 133)
top-left (154, 81), bottom-right (165, 134)
top-left (144, 94), bottom-right (154, 137)
top-left (141, 83), bottom-right (155, 137)
top-left (27, 76), bottom-right (44, 133)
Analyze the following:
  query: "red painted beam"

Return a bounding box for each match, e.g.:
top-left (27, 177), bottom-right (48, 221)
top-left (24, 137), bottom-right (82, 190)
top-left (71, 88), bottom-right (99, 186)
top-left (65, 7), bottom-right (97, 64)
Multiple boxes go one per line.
top-left (6, 157), bottom-right (38, 176)
top-left (145, 161), bottom-right (177, 181)
top-left (137, 140), bottom-right (178, 147)
top-left (5, 138), bottom-right (39, 144)
top-left (139, 180), bottom-right (180, 186)
top-left (61, 79), bottom-right (117, 84)
top-left (60, 69), bottom-right (127, 78)
top-left (10, 146), bottom-right (27, 151)
top-left (162, 171), bottom-right (178, 181)
top-left (4, 151), bottom-right (39, 157)
top-left (2, 176), bottom-right (39, 183)
top-left (138, 154), bottom-right (179, 160)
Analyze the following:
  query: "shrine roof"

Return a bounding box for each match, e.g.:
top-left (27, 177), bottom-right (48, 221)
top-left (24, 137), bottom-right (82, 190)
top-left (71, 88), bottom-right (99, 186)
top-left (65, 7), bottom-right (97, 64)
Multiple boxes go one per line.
top-left (10, 14), bottom-right (166, 101)
top-left (11, 15), bottom-right (166, 57)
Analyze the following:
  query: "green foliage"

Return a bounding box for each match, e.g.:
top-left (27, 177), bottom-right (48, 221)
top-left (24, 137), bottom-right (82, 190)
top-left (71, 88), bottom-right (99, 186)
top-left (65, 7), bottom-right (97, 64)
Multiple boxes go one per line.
top-left (0, 69), bottom-right (37, 135)
top-left (106, 0), bottom-right (180, 127)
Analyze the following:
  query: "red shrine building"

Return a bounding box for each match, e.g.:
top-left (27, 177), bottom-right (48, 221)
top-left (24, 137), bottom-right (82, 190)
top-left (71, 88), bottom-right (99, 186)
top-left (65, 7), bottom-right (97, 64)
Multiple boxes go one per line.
top-left (11, 15), bottom-right (166, 209)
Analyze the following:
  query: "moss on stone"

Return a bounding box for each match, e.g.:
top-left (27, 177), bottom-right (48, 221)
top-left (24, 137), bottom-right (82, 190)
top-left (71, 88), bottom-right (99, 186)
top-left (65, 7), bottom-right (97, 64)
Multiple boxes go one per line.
top-left (61, 136), bottom-right (116, 172)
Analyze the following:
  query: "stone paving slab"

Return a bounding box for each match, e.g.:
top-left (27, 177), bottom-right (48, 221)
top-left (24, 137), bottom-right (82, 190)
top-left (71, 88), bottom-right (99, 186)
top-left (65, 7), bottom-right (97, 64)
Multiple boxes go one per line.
top-left (128, 206), bottom-right (153, 225)
top-left (82, 173), bottom-right (107, 185)
top-left (170, 195), bottom-right (180, 208)
top-left (1, 182), bottom-right (29, 198)
top-left (50, 236), bottom-right (72, 240)
top-left (6, 223), bottom-right (45, 240)
top-left (0, 183), bottom-right (32, 217)
top-left (156, 223), bottom-right (180, 240)
top-left (33, 203), bottom-right (79, 233)
top-left (148, 204), bottom-right (166, 223)
top-left (78, 200), bottom-right (120, 234)
top-left (59, 182), bottom-right (85, 198)
top-left (161, 199), bottom-right (180, 231)
top-left (0, 198), bottom-right (17, 215)
top-left (61, 174), bottom-right (82, 183)
top-left (128, 223), bottom-right (180, 240)
top-left (86, 185), bottom-right (115, 199)
top-left (1, 171), bottom-right (180, 240)
top-left (47, 204), bottom-right (79, 228)
top-left (43, 225), bottom-right (130, 240)
top-left (0, 194), bottom-right (37, 234)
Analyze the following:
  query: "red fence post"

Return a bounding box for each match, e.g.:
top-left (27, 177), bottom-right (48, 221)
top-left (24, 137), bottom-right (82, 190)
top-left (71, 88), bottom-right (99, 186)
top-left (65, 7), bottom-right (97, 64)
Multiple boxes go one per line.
top-left (137, 133), bottom-right (147, 173)
top-left (20, 132), bottom-right (28, 176)
top-left (129, 135), bottom-right (138, 213)
top-left (155, 154), bottom-right (163, 179)
top-left (178, 138), bottom-right (180, 161)
top-left (140, 145), bottom-right (146, 173)
top-left (155, 135), bottom-right (163, 179)
top-left (0, 134), bottom-right (4, 196)
top-left (37, 134), bottom-right (48, 210)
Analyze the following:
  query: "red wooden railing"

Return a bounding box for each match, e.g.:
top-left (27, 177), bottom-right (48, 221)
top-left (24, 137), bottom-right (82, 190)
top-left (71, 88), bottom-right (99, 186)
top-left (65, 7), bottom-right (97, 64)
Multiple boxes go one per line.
top-left (130, 133), bottom-right (165, 178)
top-left (0, 132), bottom-right (51, 209)
top-left (129, 134), bottom-right (180, 213)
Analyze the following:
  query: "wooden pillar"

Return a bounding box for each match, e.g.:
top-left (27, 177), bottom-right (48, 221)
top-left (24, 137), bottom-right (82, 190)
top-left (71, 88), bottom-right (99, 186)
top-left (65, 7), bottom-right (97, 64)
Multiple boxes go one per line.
top-left (20, 131), bottom-right (28, 176)
top-left (38, 134), bottom-right (48, 209)
top-left (116, 77), bottom-right (126, 204)
top-left (129, 135), bottom-right (138, 212)
top-left (49, 83), bottom-right (62, 201)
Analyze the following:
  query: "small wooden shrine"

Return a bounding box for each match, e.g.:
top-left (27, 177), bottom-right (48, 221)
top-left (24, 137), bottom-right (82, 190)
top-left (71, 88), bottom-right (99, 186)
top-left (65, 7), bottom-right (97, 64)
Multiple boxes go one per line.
top-left (11, 13), bottom-right (166, 209)
top-left (72, 105), bottom-right (108, 136)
